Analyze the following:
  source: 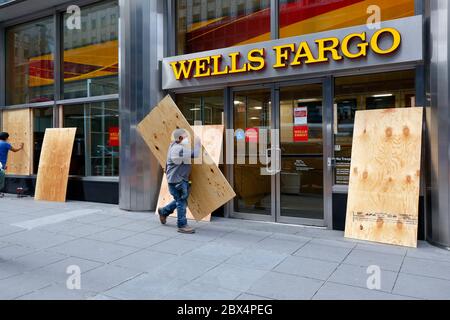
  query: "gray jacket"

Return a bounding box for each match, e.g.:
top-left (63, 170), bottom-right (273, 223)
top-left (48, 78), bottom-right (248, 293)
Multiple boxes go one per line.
top-left (165, 140), bottom-right (201, 184)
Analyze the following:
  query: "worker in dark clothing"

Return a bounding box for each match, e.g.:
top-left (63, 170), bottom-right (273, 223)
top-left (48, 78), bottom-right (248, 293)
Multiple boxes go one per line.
top-left (158, 128), bottom-right (201, 234)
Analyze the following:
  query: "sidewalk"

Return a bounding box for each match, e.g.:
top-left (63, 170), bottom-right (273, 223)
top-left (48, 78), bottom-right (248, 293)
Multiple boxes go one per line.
top-left (0, 195), bottom-right (449, 300)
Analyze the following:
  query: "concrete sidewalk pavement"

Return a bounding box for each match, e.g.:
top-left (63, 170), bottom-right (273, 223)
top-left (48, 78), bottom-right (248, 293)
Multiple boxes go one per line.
top-left (0, 195), bottom-right (450, 300)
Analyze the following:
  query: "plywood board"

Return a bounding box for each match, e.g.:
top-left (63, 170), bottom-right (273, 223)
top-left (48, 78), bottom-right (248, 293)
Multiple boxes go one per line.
top-left (344, 108), bottom-right (423, 248)
top-left (1, 109), bottom-right (32, 175)
top-left (137, 95), bottom-right (235, 221)
top-left (156, 125), bottom-right (224, 222)
top-left (35, 128), bottom-right (77, 202)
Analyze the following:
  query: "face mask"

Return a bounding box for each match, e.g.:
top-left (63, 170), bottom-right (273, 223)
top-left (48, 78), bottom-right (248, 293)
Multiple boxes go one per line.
top-left (181, 137), bottom-right (190, 145)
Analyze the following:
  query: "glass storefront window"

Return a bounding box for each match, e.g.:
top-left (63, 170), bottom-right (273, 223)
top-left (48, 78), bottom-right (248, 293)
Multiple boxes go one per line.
top-left (176, 91), bottom-right (224, 125)
top-left (176, 0), bottom-right (270, 54)
top-left (63, 101), bottom-right (119, 177)
top-left (333, 70), bottom-right (416, 186)
top-left (3, 2), bottom-right (121, 180)
top-left (63, 1), bottom-right (119, 99)
top-left (5, 17), bottom-right (55, 105)
top-left (279, 0), bottom-right (415, 39)
top-left (33, 108), bottom-right (53, 174)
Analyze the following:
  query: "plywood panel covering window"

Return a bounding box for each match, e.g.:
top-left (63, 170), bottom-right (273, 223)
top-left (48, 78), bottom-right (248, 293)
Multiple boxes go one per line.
top-left (334, 70), bottom-right (416, 186)
top-left (1, 109), bottom-right (33, 175)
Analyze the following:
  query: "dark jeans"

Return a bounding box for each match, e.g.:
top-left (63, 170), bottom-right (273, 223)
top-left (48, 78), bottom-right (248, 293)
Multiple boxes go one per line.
top-left (160, 180), bottom-right (190, 228)
top-left (0, 169), bottom-right (5, 192)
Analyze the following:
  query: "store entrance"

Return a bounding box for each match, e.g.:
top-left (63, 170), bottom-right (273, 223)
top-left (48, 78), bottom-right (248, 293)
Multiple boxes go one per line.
top-left (277, 83), bottom-right (324, 224)
top-left (230, 80), bottom-right (330, 226)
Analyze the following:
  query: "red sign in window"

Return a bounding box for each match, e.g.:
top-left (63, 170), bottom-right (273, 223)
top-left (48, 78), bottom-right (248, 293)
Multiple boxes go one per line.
top-left (293, 125), bottom-right (308, 142)
top-left (109, 127), bottom-right (120, 147)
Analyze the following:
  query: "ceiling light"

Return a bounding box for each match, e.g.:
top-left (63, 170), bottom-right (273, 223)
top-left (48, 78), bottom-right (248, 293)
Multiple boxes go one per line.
top-left (297, 98), bottom-right (320, 103)
top-left (372, 94), bottom-right (393, 98)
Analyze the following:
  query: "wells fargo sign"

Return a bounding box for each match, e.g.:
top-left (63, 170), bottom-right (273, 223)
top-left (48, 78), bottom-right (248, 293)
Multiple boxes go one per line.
top-left (162, 16), bottom-right (422, 90)
top-left (170, 28), bottom-right (401, 81)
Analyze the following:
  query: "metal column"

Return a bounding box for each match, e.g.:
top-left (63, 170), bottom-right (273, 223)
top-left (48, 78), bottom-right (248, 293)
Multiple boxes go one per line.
top-left (119, 0), bottom-right (165, 211)
top-left (426, 0), bottom-right (450, 248)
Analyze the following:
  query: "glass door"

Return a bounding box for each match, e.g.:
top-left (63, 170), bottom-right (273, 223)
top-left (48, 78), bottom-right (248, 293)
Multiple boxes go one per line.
top-left (276, 82), bottom-right (326, 226)
top-left (231, 87), bottom-right (274, 220)
top-left (229, 81), bottom-right (331, 226)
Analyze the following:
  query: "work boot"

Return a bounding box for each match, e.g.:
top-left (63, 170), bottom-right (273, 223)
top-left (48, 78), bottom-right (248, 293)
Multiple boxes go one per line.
top-left (178, 226), bottom-right (195, 234)
top-left (157, 208), bottom-right (167, 225)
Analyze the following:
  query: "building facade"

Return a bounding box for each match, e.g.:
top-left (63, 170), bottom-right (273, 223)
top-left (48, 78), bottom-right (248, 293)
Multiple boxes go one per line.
top-left (0, 0), bottom-right (449, 248)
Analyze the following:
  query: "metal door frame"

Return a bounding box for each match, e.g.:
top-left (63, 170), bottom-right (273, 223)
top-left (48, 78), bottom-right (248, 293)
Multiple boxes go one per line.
top-left (226, 77), bottom-right (334, 228)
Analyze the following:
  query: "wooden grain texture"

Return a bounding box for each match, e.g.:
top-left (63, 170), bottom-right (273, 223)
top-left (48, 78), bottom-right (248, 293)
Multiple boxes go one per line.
top-left (1, 109), bottom-right (32, 175)
top-left (156, 125), bottom-right (224, 222)
top-left (35, 128), bottom-right (77, 202)
top-left (344, 108), bottom-right (423, 248)
top-left (137, 95), bottom-right (235, 221)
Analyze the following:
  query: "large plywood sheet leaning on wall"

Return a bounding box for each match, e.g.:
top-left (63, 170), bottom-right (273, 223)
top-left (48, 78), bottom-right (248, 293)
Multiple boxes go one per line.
top-left (137, 95), bottom-right (235, 221)
top-left (35, 128), bottom-right (77, 202)
top-left (344, 108), bottom-right (424, 248)
top-left (1, 109), bottom-right (32, 175)
top-left (156, 125), bottom-right (224, 222)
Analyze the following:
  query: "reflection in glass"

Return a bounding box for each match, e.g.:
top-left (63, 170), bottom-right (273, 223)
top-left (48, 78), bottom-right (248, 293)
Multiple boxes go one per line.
top-left (6, 17), bottom-right (55, 105)
top-left (279, 84), bottom-right (324, 220)
top-left (334, 70), bottom-right (416, 186)
top-left (176, 91), bottom-right (224, 125)
top-left (233, 89), bottom-right (272, 215)
top-left (176, 0), bottom-right (270, 54)
top-left (63, 101), bottom-right (119, 177)
top-left (33, 108), bottom-right (53, 174)
top-left (63, 1), bottom-right (119, 99)
top-left (279, 0), bottom-right (414, 38)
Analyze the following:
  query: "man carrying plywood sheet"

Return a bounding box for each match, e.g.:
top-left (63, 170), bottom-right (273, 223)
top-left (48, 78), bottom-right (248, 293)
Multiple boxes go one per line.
top-left (157, 129), bottom-right (202, 234)
top-left (157, 124), bottom-right (225, 222)
top-left (137, 95), bottom-right (236, 224)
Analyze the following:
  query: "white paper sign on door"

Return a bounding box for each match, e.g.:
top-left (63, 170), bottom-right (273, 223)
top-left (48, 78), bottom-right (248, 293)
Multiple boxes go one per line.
top-left (294, 106), bottom-right (308, 125)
